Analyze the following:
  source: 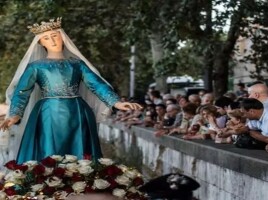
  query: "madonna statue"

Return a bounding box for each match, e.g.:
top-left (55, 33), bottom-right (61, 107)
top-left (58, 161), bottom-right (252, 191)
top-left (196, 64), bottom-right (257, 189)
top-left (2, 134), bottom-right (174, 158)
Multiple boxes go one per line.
top-left (0, 18), bottom-right (141, 164)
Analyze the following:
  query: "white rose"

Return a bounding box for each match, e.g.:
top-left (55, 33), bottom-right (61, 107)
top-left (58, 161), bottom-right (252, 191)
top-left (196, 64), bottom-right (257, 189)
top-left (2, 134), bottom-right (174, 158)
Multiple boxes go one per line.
top-left (62, 155), bottom-right (77, 163)
top-left (115, 175), bottom-right (131, 186)
top-left (72, 181), bottom-right (86, 193)
top-left (117, 164), bottom-right (128, 172)
top-left (78, 159), bottom-right (92, 166)
top-left (10, 195), bottom-right (23, 200)
top-left (93, 179), bottom-right (111, 190)
top-left (65, 170), bottom-right (73, 177)
top-left (36, 194), bottom-right (48, 200)
top-left (53, 191), bottom-right (68, 199)
top-left (0, 191), bottom-right (7, 199)
top-left (124, 169), bottom-right (139, 179)
top-left (58, 163), bottom-right (66, 168)
top-left (50, 155), bottom-right (64, 162)
top-left (25, 192), bottom-right (36, 197)
top-left (4, 171), bottom-right (16, 182)
top-left (128, 186), bottom-right (138, 193)
top-left (0, 171), bottom-right (5, 181)
top-left (5, 170), bottom-right (25, 183)
top-left (13, 170), bottom-right (26, 179)
top-left (44, 167), bottom-right (54, 176)
top-left (45, 176), bottom-right (63, 187)
top-left (0, 192), bottom-right (7, 199)
top-left (113, 188), bottom-right (126, 198)
top-left (78, 165), bottom-right (94, 176)
top-left (66, 163), bottom-right (79, 173)
top-left (98, 158), bottom-right (114, 166)
top-left (24, 160), bottom-right (38, 170)
top-left (3, 182), bottom-right (15, 188)
top-left (31, 183), bottom-right (45, 192)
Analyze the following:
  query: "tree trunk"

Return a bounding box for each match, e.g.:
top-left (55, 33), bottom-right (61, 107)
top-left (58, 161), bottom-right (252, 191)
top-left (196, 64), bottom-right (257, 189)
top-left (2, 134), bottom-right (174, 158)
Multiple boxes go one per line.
top-left (203, 65), bottom-right (213, 92)
top-left (213, 30), bottom-right (240, 98)
top-left (149, 33), bottom-right (167, 93)
top-left (203, 0), bottom-right (213, 92)
top-left (213, 53), bottom-right (230, 98)
top-left (213, 0), bottom-right (249, 98)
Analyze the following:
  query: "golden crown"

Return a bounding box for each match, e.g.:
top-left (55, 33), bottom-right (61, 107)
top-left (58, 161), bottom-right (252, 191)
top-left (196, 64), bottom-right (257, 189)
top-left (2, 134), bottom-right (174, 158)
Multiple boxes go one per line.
top-left (27, 17), bottom-right (62, 34)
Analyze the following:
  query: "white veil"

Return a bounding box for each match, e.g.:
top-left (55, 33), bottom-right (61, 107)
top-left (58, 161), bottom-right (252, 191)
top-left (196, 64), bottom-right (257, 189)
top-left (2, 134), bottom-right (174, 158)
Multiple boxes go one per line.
top-left (0, 28), bottom-right (113, 165)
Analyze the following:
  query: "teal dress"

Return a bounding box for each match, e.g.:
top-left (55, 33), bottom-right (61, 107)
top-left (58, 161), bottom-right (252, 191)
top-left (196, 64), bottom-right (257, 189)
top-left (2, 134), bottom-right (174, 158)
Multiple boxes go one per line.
top-left (9, 58), bottom-right (119, 164)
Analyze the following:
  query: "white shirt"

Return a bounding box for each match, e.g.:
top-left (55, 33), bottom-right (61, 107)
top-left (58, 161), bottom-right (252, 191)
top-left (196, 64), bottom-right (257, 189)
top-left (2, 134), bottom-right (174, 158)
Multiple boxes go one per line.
top-left (247, 109), bottom-right (268, 136)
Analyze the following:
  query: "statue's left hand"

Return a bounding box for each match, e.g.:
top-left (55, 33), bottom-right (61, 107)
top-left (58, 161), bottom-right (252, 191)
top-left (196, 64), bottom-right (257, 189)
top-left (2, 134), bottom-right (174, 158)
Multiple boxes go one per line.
top-left (0, 115), bottom-right (21, 132)
top-left (114, 102), bottom-right (142, 111)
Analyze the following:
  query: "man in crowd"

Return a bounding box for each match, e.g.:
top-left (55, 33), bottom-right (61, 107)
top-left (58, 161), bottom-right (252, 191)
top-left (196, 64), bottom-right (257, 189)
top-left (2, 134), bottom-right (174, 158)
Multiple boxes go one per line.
top-left (240, 98), bottom-right (268, 149)
top-left (236, 82), bottom-right (248, 98)
top-left (154, 104), bottom-right (180, 136)
top-left (201, 93), bottom-right (214, 105)
top-left (247, 83), bottom-right (268, 108)
top-left (188, 94), bottom-right (201, 107)
top-left (149, 90), bottom-right (163, 105)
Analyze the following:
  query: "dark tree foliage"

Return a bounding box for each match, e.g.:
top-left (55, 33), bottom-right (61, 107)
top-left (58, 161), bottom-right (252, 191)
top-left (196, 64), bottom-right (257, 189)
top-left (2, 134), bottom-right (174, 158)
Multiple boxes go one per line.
top-left (1, 0), bottom-right (268, 100)
top-left (0, 0), bottom-right (153, 101)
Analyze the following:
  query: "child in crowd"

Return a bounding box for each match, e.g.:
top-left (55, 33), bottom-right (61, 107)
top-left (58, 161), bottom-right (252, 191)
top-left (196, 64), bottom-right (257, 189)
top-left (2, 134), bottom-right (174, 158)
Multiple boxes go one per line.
top-left (183, 105), bottom-right (206, 140)
top-left (217, 109), bottom-right (247, 143)
top-left (213, 96), bottom-right (233, 143)
top-left (214, 96), bottom-right (233, 128)
top-left (198, 105), bottom-right (221, 140)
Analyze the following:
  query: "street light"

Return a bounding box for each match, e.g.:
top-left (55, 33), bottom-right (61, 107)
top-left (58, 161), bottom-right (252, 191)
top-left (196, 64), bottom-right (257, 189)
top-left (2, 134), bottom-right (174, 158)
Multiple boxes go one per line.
top-left (129, 45), bottom-right (135, 98)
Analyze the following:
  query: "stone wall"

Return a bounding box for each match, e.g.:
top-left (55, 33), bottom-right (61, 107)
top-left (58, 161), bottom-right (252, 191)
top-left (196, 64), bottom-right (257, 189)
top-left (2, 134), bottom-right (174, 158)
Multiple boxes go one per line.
top-left (99, 119), bottom-right (268, 200)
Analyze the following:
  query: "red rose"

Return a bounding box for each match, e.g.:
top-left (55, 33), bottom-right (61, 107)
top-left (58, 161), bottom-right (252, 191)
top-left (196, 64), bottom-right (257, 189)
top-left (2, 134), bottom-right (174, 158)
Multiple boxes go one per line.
top-left (41, 157), bottom-right (57, 167)
top-left (33, 164), bottom-right (45, 175)
top-left (107, 178), bottom-right (118, 189)
top-left (42, 186), bottom-right (56, 195)
top-left (132, 177), bottom-right (144, 186)
top-left (62, 186), bottom-right (74, 193)
top-left (0, 183), bottom-right (3, 190)
top-left (15, 164), bottom-right (28, 172)
top-left (85, 185), bottom-right (94, 193)
top-left (104, 165), bottom-right (122, 176)
top-left (4, 187), bottom-right (16, 196)
top-left (53, 167), bottom-right (65, 178)
top-left (71, 173), bottom-right (84, 182)
top-left (83, 154), bottom-right (91, 160)
top-left (4, 160), bottom-right (17, 170)
top-left (36, 176), bottom-right (46, 184)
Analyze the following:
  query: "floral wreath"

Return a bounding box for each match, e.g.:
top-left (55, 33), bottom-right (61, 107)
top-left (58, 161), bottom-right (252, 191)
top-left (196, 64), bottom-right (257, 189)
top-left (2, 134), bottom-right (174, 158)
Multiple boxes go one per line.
top-left (0, 155), bottom-right (147, 200)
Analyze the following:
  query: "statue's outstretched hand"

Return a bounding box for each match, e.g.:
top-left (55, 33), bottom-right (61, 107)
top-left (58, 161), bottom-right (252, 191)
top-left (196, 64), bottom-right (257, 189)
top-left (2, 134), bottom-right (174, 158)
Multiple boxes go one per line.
top-left (0, 116), bottom-right (21, 131)
top-left (114, 102), bottom-right (142, 111)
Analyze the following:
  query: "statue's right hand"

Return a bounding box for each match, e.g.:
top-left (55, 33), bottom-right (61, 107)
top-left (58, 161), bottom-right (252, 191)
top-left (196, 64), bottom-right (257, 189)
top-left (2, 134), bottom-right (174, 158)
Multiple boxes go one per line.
top-left (0, 116), bottom-right (21, 132)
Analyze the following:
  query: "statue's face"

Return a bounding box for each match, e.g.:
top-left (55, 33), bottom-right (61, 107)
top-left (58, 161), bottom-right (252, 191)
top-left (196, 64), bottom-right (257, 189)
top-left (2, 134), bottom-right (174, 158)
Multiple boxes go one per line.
top-left (39, 30), bottom-right (63, 52)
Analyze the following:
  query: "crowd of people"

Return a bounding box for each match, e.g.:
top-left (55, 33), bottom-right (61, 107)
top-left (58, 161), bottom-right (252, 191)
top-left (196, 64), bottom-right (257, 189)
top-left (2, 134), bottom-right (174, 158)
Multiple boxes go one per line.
top-left (113, 81), bottom-right (268, 151)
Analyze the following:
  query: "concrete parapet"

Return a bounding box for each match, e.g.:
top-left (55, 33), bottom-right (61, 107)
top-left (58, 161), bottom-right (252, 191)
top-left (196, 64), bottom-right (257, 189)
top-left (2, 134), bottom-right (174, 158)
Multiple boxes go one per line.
top-left (99, 119), bottom-right (268, 200)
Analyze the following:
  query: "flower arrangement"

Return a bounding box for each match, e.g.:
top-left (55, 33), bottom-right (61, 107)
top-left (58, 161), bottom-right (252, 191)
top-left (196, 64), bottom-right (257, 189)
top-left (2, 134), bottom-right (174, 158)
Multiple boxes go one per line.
top-left (0, 155), bottom-right (147, 200)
